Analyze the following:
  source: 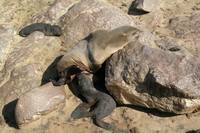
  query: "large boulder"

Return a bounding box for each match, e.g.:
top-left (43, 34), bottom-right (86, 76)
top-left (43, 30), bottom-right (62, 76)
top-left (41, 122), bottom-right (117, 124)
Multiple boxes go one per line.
top-left (59, 0), bottom-right (137, 49)
top-left (25, 0), bottom-right (80, 24)
top-left (106, 32), bottom-right (200, 114)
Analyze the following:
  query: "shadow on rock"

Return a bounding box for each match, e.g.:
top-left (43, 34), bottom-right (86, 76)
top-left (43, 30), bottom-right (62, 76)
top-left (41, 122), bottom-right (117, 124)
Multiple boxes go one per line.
top-left (41, 55), bottom-right (63, 85)
top-left (120, 104), bottom-right (177, 117)
top-left (128, 1), bottom-right (149, 15)
top-left (186, 129), bottom-right (200, 133)
top-left (2, 99), bottom-right (19, 129)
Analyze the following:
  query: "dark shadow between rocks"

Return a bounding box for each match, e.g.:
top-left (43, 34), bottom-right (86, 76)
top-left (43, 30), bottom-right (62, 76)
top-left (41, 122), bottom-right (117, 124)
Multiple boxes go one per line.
top-left (128, 1), bottom-right (149, 15)
top-left (119, 104), bottom-right (177, 117)
top-left (136, 70), bottom-right (190, 99)
top-left (67, 62), bottom-right (115, 103)
top-left (92, 63), bottom-right (176, 118)
top-left (41, 55), bottom-right (63, 85)
top-left (186, 129), bottom-right (200, 133)
top-left (2, 99), bottom-right (19, 129)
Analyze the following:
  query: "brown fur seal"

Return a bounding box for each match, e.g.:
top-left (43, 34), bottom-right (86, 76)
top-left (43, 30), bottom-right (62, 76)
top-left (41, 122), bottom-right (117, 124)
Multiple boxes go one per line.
top-left (55, 26), bottom-right (140, 85)
top-left (19, 23), bottom-right (140, 84)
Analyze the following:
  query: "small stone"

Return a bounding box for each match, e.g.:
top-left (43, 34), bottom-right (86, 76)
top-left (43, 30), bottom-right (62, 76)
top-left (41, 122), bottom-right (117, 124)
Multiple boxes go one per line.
top-left (130, 0), bottom-right (160, 13)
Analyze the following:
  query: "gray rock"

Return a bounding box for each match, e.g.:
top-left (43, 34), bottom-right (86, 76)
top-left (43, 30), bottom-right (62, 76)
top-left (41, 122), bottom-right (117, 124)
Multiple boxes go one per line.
top-left (106, 33), bottom-right (200, 114)
top-left (130, 0), bottom-right (160, 13)
top-left (29, 0), bottom-right (80, 24)
top-left (168, 12), bottom-right (200, 57)
top-left (0, 25), bottom-right (14, 69)
top-left (15, 82), bottom-right (66, 126)
top-left (0, 0), bottom-right (54, 29)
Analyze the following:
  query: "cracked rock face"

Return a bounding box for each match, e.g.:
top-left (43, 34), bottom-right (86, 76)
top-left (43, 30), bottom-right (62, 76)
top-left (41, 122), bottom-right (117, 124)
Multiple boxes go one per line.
top-left (106, 35), bottom-right (200, 114)
top-left (15, 82), bottom-right (66, 126)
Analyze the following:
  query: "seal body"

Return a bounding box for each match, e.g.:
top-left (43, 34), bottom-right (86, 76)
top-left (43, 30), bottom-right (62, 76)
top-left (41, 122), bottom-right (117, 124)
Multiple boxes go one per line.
top-left (56, 26), bottom-right (140, 79)
top-left (70, 73), bottom-right (122, 132)
top-left (19, 23), bottom-right (62, 37)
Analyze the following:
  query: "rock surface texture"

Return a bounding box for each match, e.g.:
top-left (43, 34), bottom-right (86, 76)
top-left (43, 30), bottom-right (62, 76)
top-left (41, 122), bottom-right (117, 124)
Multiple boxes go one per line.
top-left (167, 12), bottom-right (200, 57)
top-left (15, 82), bottom-right (66, 126)
top-left (59, 0), bottom-right (136, 49)
top-left (106, 37), bottom-right (200, 114)
top-left (0, 32), bottom-right (61, 111)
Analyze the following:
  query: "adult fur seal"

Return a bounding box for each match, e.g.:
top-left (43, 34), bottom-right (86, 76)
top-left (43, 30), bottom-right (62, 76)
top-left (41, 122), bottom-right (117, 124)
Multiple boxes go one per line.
top-left (55, 26), bottom-right (140, 85)
top-left (19, 23), bottom-right (62, 37)
top-left (19, 23), bottom-right (140, 84)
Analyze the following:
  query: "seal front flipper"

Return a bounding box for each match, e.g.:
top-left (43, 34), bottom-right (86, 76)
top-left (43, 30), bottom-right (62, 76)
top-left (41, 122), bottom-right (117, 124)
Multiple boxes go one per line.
top-left (71, 103), bottom-right (93, 119)
top-left (19, 23), bottom-right (62, 37)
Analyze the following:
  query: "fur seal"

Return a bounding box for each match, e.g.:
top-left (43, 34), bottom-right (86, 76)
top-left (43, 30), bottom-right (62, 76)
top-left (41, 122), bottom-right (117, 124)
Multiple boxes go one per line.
top-left (19, 23), bottom-right (139, 83)
top-left (70, 72), bottom-right (125, 132)
top-left (54, 26), bottom-right (140, 85)
top-left (19, 23), bottom-right (62, 37)
top-left (18, 23), bottom-right (138, 132)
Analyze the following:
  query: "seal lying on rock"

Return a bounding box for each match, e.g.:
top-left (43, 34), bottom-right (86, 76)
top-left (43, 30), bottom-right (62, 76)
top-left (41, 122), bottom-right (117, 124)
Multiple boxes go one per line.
top-left (19, 23), bottom-right (138, 132)
top-left (55, 25), bottom-right (139, 85)
top-left (19, 23), bottom-right (140, 85)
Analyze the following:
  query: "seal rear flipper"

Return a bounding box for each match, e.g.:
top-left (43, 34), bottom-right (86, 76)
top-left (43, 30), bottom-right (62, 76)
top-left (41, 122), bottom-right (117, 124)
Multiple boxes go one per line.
top-left (19, 23), bottom-right (62, 37)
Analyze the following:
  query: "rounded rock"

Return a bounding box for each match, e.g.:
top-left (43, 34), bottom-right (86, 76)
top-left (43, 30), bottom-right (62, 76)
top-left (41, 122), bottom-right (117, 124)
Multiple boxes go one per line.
top-left (15, 82), bottom-right (66, 126)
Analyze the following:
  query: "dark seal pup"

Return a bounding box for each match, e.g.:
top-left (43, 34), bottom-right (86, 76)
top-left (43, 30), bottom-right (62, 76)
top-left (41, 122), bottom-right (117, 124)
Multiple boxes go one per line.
top-left (70, 72), bottom-right (125, 133)
top-left (19, 23), bottom-right (62, 37)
